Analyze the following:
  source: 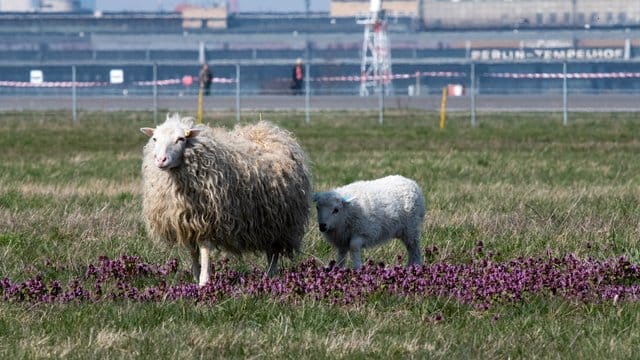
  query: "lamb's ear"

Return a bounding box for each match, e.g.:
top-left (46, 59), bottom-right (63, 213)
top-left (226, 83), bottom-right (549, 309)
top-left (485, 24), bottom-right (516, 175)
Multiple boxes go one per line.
top-left (341, 195), bottom-right (357, 204)
top-left (140, 127), bottom-right (155, 137)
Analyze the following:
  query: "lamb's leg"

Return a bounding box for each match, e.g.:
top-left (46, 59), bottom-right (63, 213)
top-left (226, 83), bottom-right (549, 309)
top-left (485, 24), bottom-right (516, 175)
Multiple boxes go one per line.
top-left (198, 245), bottom-right (210, 287)
top-left (401, 229), bottom-right (423, 267)
top-left (189, 246), bottom-right (201, 284)
top-left (335, 248), bottom-right (348, 268)
top-left (266, 251), bottom-right (280, 277)
top-left (349, 236), bottom-right (364, 269)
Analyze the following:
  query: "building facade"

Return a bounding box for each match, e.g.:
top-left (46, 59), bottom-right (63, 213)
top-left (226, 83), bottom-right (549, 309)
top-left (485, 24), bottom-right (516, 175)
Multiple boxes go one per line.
top-left (330, 0), bottom-right (640, 29)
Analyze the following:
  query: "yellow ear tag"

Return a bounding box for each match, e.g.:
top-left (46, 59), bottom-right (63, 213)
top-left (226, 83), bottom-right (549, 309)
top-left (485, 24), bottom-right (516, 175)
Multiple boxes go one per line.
top-left (184, 130), bottom-right (191, 137)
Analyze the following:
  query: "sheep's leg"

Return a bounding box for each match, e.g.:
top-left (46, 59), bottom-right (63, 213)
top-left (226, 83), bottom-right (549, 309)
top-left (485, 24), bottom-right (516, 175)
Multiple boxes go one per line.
top-left (265, 251), bottom-right (279, 277)
top-left (335, 248), bottom-right (348, 268)
top-left (401, 229), bottom-right (423, 267)
top-left (198, 245), bottom-right (210, 287)
top-left (349, 236), bottom-right (364, 269)
top-left (189, 246), bottom-right (201, 284)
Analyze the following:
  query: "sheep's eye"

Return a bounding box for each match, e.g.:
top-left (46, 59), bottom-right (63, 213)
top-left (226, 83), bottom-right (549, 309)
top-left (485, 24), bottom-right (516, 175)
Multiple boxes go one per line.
top-left (152, 137), bottom-right (157, 142)
top-left (176, 137), bottom-right (185, 143)
top-left (332, 208), bottom-right (339, 214)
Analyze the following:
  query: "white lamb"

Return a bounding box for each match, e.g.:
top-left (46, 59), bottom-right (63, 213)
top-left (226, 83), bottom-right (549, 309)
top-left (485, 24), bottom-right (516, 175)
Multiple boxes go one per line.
top-left (312, 175), bottom-right (425, 269)
top-left (140, 114), bottom-right (311, 286)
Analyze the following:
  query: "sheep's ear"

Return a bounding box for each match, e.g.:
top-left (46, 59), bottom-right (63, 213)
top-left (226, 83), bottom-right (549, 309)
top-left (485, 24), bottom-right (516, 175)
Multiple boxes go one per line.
top-left (185, 128), bottom-right (201, 138)
top-left (140, 127), bottom-right (155, 137)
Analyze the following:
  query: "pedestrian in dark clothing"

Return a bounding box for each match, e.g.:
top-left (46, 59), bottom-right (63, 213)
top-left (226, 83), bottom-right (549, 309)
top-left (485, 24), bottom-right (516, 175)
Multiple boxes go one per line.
top-left (199, 63), bottom-right (213, 96)
top-left (291, 58), bottom-right (304, 95)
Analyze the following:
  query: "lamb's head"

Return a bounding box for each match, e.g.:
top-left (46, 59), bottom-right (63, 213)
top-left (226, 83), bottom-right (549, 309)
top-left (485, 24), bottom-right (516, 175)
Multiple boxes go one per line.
top-left (312, 191), bottom-right (356, 233)
top-left (140, 114), bottom-right (202, 170)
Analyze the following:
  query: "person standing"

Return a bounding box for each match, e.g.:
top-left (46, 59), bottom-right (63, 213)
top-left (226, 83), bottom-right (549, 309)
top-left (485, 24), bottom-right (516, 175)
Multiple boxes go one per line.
top-left (291, 58), bottom-right (304, 95)
top-left (199, 63), bottom-right (213, 96)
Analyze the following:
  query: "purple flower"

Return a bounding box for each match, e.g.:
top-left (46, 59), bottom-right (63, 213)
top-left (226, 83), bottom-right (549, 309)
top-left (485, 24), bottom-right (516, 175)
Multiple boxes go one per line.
top-left (2, 253), bottom-right (640, 309)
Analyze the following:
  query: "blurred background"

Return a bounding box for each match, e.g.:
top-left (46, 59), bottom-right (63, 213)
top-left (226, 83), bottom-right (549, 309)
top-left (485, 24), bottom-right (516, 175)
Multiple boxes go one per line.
top-left (0, 0), bottom-right (639, 112)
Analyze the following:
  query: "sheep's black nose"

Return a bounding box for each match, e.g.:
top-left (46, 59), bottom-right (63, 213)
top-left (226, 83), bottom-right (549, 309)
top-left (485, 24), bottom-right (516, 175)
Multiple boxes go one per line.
top-left (319, 223), bottom-right (327, 232)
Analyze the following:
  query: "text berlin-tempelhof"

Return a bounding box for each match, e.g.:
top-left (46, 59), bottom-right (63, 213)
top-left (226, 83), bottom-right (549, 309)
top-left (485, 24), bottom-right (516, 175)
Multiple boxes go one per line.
top-left (470, 48), bottom-right (625, 61)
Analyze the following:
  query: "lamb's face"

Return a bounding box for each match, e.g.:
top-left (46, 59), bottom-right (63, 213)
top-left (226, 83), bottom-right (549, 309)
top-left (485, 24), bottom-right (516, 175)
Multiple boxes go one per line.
top-left (140, 124), bottom-right (199, 169)
top-left (312, 191), bottom-right (351, 233)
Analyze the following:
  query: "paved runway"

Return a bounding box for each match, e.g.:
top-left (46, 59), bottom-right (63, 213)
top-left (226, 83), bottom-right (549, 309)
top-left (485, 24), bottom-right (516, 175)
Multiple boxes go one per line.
top-left (1, 94), bottom-right (639, 112)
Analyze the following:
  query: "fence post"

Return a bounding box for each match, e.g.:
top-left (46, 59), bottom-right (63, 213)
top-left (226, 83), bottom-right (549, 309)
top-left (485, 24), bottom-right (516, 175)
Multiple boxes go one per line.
top-left (562, 61), bottom-right (568, 126)
top-left (305, 61), bottom-right (310, 124)
top-left (71, 65), bottom-right (77, 125)
top-left (440, 86), bottom-right (447, 129)
top-left (235, 62), bottom-right (240, 122)
top-left (378, 84), bottom-right (384, 125)
top-left (153, 62), bottom-right (158, 125)
top-left (197, 80), bottom-right (203, 124)
top-left (470, 61), bottom-right (476, 127)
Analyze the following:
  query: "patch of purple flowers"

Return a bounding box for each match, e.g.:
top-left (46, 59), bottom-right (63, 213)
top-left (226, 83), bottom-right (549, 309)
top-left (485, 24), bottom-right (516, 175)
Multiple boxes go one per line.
top-left (2, 252), bottom-right (640, 308)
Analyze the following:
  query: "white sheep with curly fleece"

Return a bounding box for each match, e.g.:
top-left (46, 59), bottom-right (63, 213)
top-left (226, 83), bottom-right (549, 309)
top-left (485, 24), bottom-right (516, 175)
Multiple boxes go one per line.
top-left (312, 175), bottom-right (426, 269)
top-left (140, 113), bottom-right (312, 286)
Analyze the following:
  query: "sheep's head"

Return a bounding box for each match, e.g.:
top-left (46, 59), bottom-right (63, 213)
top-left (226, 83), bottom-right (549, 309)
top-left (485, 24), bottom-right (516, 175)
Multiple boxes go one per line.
top-left (140, 114), bottom-right (201, 170)
top-left (312, 191), bottom-right (356, 233)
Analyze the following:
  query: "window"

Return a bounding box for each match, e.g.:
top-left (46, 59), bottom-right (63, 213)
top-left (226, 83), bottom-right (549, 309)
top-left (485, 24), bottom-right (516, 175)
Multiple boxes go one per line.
top-left (618, 12), bottom-right (627, 24)
top-left (606, 12), bottom-right (614, 25)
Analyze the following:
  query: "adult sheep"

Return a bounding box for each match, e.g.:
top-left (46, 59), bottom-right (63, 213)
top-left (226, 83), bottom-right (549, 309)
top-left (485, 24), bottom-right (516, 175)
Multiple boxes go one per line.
top-left (140, 113), bottom-right (311, 286)
top-left (312, 175), bottom-right (425, 269)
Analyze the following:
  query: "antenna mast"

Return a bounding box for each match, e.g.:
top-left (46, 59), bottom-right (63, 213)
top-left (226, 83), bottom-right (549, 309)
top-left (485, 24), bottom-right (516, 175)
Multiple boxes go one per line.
top-left (358, 0), bottom-right (393, 96)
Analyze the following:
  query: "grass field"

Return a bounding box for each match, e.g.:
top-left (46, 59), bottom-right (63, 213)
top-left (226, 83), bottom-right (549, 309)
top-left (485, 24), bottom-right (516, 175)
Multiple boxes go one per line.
top-left (2, 110), bottom-right (640, 358)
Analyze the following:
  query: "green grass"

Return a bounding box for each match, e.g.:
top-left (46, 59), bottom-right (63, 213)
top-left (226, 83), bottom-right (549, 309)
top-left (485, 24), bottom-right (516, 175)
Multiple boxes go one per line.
top-left (2, 109), bottom-right (640, 358)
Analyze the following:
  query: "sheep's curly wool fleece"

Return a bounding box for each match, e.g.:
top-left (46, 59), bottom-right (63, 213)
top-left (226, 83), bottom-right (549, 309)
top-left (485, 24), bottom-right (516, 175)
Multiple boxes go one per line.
top-left (141, 116), bottom-right (312, 258)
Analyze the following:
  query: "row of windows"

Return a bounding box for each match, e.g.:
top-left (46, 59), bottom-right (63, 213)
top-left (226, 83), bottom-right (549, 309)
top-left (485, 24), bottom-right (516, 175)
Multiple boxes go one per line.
top-left (527, 11), bottom-right (629, 26)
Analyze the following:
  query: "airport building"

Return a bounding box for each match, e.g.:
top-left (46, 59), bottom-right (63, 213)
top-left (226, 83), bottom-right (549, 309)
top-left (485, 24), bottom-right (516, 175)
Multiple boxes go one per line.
top-left (330, 0), bottom-right (640, 30)
top-left (0, 0), bottom-right (639, 95)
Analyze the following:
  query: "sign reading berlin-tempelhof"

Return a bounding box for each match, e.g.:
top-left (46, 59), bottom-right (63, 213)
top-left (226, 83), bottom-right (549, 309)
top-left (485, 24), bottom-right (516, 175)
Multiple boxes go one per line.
top-left (471, 48), bottom-right (625, 61)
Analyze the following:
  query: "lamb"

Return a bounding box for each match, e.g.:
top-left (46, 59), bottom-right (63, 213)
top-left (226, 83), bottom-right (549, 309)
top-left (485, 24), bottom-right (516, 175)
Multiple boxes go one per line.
top-left (312, 175), bottom-right (425, 269)
top-left (140, 113), bottom-right (312, 286)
